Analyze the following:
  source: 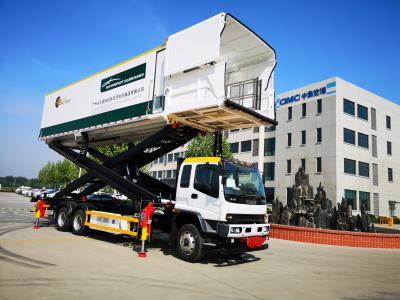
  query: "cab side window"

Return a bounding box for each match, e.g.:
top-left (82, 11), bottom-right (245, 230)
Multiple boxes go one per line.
top-left (194, 164), bottom-right (219, 198)
top-left (180, 165), bottom-right (192, 188)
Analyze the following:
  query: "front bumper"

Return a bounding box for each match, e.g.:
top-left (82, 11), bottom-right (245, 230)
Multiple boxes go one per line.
top-left (217, 223), bottom-right (270, 238)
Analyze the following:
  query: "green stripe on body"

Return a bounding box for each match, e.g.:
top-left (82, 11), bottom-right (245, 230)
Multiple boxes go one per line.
top-left (40, 101), bottom-right (153, 137)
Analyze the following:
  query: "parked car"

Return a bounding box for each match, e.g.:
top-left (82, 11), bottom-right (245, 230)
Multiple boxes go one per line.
top-left (15, 186), bottom-right (30, 194)
top-left (40, 189), bottom-right (58, 198)
top-left (21, 188), bottom-right (32, 196)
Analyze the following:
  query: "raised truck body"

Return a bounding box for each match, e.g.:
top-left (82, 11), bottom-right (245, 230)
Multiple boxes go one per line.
top-left (35, 13), bottom-right (277, 262)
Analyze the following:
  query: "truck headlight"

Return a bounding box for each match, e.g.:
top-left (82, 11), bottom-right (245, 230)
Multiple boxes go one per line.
top-left (230, 227), bottom-right (242, 234)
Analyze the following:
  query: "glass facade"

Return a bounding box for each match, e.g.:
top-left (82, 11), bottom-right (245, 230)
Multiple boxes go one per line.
top-left (358, 132), bottom-right (369, 149)
top-left (317, 157), bottom-right (322, 173)
top-left (359, 191), bottom-right (370, 211)
top-left (388, 168), bottom-right (393, 182)
top-left (317, 128), bottom-right (322, 143)
top-left (387, 141), bottom-right (392, 155)
top-left (317, 99), bottom-right (322, 114)
top-left (344, 158), bottom-right (356, 175)
top-left (343, 99), bottom-right (355, 115)
top-left (230, 142), bottom-right (239, 153)
top-left (264, 138), bottom-right (275, 156)
top-left (302, 103), bottom-right (307, 117)
top-left (265, 188), bottom-right (274, 204)
top-left (358, 161), bottom-right (369, 177)
top-left (263, 162), bottom-right (275, 181)
top-left (386, 115), bottom-right (391, 129)
top-left (344, 128), bottom-right (355, 144)
top-left (345, 189), bottom-right (357, 210)
top-left (357, 104), bottom-right (368, 121)
top-left (287, 159), bottom-right (291, 174)
top-left (241, 140), bottom-right (252, 152)
top-left (301, 130), bottom-right (306, 145)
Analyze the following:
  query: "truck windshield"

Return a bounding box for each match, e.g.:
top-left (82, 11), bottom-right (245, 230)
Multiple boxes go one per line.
top-left (223, 162), bottom-right (266, 205)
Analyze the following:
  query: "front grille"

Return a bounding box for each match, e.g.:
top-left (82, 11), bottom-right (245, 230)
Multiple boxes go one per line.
top-left (226, 214), bottom-right (265, 224)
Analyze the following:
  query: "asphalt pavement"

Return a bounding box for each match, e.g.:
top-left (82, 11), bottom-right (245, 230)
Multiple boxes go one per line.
top-left (0, 192), bottom-right (399, 300)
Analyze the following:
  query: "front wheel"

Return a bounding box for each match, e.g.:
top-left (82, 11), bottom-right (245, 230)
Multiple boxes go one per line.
top-left (176, 224), bottom-right (204, 263)
top-left (71, 209), bottom-right (88, 235)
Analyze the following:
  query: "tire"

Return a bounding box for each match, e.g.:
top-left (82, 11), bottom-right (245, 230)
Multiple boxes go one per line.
top-left (56, 207), bottom-right (71, 232)
top-left (71, 209), bottom-right (88, 235)
top-left (176, 224), bottom-right (205, 263)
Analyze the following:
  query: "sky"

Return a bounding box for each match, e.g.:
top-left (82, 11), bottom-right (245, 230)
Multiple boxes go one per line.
top-left (0, 0), bottom-right (399, 178)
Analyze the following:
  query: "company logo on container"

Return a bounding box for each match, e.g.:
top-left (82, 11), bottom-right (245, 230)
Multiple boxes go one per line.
top-left (275, 81), bottom-right (336, 109)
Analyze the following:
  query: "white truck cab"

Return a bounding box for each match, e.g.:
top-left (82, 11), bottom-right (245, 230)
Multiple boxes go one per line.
top-left (173, 157), bottom-right (269, 261)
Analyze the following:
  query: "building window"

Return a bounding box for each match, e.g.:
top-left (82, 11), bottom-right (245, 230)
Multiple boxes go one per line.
top-left (152, 171), bottom-right (157, 178)
top-left (345, 189), bottom-right (357, 210)
top-left (157, 170), bottom-right (163, 179)
top-left (241, 140), bottom-right (252, 152)
top-left (316, 157), bottom-right (322, 173)
top-left (344, 128), bottom-right (355, 145)
top-left (343, 99), bottom-right (355, 116)
top-left (287, 133), bottom-right (292, 147)
top-left (286, 187), bottom-right (292, 203)
top-left (302, 103), bottom-right (307, 117)
top-left (372, 135), bottom-right (378, 158)
top-left (386, 115), bottom-right (391, 129)
top-left (264, 138), bottom-right (275, 156)
top-left (168, 153), bottom-right (174, 162)
top-left (316, 128), bottom-right (322, 143)
top-left (301, 130), bottom-right (306, 145)
top-left (230, 142), bottom-right (239, 153)
top-left (317, 99), bottom-right (322, 114)
top-left (358, 132), bottom-right (369, 149)
top-left (265, 125), bottom-right (276, 132)
top-left (344, 158), bottom-right (356, 175)
top-left (158, 156), bottom-right (164, 164)
top-left (172, 170), bottom-right (177, 178)
top-left (166, 170), bottom-right (172, 178)
top-left (357, 104), bottom-right (368, 121)
top-left (230, 128), bottom-right (239, 133)
top-left (387, 141), bottom-right (392, 155)
top-left (174, 152), bottom-right (180, 161)
top-left (288, 107), bottom-right (292, 121)
top-left (359, 191), bottom-right (370, 211)
top-left (301, 158), bottom-right (306, 172)
top-left (253, 127), bottom-right (259, 133)
top-left (265, 188), bottom-right (274, 205)
top-left (263, 162), bottom-right (275, 181)
top-left (358, 161), bottom-right (369, 177)
top-left (388, 168), bottom-right (393, 182)
top-left (389, 201), bottom-right (396, 217)
top-left (287, 160), bottom-right (291, 174)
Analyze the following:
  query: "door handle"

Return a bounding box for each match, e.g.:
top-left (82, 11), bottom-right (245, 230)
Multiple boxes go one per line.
top-left (191, 193), bottom-right (198, 199)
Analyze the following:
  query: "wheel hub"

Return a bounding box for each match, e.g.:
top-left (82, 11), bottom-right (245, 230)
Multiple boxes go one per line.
top-left (179, 231), bottom-right (195, 255)
top-left (58, 211), bottom-right (66, 227)
top-left (73, 215), bottom-right (83, 231)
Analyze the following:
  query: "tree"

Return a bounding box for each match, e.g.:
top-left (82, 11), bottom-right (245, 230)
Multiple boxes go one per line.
top-left (186, 133), bottom-right (233, 159)
top-left (38, 159), bottom-right (79, 188)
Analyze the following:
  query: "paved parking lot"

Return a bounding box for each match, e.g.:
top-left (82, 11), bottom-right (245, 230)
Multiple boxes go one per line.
top-left (0, 192), bottom-right (399, 300)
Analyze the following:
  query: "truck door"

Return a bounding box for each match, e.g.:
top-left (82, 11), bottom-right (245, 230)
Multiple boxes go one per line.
top-left (188, 163), bottom-right (221, 221)
top-left (175, 164), bottom-right (193, 209)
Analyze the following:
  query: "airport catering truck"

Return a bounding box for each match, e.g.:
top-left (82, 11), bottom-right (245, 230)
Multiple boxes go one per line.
top-left (36, 13), bottom-right (277, 262)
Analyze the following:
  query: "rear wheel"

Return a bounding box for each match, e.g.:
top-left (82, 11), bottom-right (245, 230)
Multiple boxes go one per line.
top-left (56, 207), bottom-right (71, 231)
top-left (71, 209), bottom-right (88, 235)
top-left (176, 224), bottom-right (204, 263)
